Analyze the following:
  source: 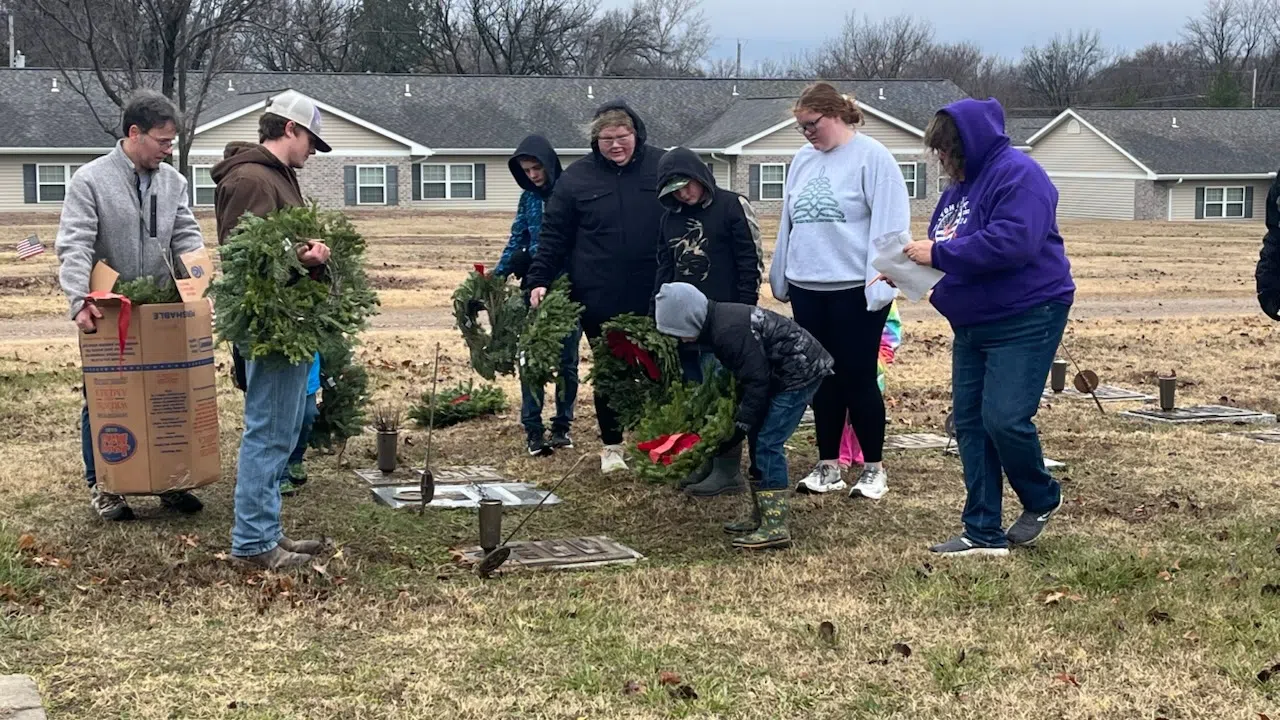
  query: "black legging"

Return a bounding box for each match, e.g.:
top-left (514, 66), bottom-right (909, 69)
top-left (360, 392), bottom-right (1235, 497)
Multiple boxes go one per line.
top-left (581, 315), bottom-right (624, 446)
top-left (789, 285), bottom-right (890, 463)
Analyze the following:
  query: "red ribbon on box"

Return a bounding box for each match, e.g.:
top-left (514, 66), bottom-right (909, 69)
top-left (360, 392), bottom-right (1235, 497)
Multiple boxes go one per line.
top-left (606, 330), bottom-right (660, 381)
top-left (83, 291), bottom-right (133, 363)
top-left (636, 432), bottom-right (701, 465)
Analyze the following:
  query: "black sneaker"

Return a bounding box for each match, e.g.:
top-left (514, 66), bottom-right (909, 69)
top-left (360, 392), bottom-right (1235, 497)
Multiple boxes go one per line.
top-left (549, 428), bottom-right (574, 450)
top-left (159, 490), bottom-right (204, 515)
top-left (1005, 497), bottom-right (1063, 546)
top-left (526, 432), bottom-right (552, 457)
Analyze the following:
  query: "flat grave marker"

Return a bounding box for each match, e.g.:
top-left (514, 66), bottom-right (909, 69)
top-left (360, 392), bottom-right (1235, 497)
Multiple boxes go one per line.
top-left (356, 464), bottom-right (508, 487)
top-left (1042, 385), bottom-right (1155, 403)
top-left (371, 481), bottom-right (560, 510)
top-left (454, 536), bottom-right (643, 573)
top-left (1120, 404), bottom-right (1276, 425)
top-left (944, 447), bottom-right (1065, 471)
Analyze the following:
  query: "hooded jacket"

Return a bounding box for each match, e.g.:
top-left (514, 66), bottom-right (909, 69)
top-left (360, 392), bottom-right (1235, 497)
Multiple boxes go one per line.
top-left (1255, 174), bottom-right (1280, 319)
top-left (210, 142), bottom-right (306, 244)
top-left (655, 283), bottom-right (832, 434)
top-left (495, 135), bottom-right (563, 283)
top-left (927, 98), bottom-right (1075, 327)
top-left (524, 100), bottom-right (665, 327)
top-left (654, 147), bottom-right (762, 307)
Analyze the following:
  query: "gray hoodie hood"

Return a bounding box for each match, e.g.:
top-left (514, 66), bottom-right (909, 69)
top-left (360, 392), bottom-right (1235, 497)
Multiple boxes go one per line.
top-left (654, 282), bottom-right (709, 338)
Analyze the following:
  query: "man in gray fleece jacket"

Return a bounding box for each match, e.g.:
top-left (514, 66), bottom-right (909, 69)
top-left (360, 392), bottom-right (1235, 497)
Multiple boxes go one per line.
top-left (55, 90), bottom-right (207, 521)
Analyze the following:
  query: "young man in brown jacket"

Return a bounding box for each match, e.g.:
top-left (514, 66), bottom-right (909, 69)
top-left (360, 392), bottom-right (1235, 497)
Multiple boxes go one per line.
top-left (211, 90), bottom-right (332, 570)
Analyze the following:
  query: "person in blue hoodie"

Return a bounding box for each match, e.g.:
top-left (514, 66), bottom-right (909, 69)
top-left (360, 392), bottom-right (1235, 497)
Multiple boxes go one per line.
top-left (279, 354), bottom-right (321, 496)
top-left (495, 134), bottom-right (580, 457)
top-left (896, 98), bottom-right (1075, 557)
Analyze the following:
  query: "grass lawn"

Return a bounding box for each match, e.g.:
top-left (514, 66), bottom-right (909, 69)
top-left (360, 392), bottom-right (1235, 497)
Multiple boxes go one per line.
top-left (1, 213), bottom-right (1280, 718)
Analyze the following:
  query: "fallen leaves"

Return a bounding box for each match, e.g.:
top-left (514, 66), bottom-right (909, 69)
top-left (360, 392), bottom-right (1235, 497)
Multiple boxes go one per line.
top-left (17, 533), bottom-right (35, 551)
top-left (1035, 587), bottom-right (1085, 605)
top-left (1262, 584), bottom-right (1280, 597)
top-left (177, 534), bottom-right (200, 548)
top-left (892, 642), bottom-right (913, 658)
top-left (621, 680), bottom-right (643, 696)
top-left (1053, 672), bottom-right (1080, 688)
top-left (1146, 608), bottom-right (1172, 625)
top-left (668, 684), bottom-right (698, 701)
top-left (1257, 662), bottom-right (1280, 683)
top-left (658, 671), bottom-right (682, 687)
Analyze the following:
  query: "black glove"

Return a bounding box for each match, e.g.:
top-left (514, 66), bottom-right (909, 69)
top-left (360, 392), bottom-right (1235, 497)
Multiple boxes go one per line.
top-left (508, 247), bottom-right (532, 280)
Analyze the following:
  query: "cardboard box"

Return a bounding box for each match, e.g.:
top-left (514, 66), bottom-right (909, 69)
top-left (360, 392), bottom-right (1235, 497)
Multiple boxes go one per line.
top-left (79, 252), bottom-right (221, 495)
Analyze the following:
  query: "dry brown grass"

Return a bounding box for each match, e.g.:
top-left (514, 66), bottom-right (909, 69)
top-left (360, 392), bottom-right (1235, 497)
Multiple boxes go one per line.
top-left (2, 212), bottom-right (1280, 718)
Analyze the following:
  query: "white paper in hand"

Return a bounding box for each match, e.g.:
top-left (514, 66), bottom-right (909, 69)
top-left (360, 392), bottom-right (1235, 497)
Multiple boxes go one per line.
top-left (871, 231), bottom-right (944, 302)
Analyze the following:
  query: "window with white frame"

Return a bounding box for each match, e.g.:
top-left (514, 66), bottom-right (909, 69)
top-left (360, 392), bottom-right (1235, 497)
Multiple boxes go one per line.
top-left (938, 176), bottom-right (950, 194)
top-left (898, 163), bottom-right (920, 199)
top-left (36, 164), bottom-right (82, 203)
top-left (357, 165), bottom-right (387, 205)
top-left (759, 163), bottom-right (786, 200)
top-left (1203, 186), bottom-right (1246, 218)
top-left (192, 166), bottom-right (215, 206)
top-left (422, 163), bottom-right (474, 200)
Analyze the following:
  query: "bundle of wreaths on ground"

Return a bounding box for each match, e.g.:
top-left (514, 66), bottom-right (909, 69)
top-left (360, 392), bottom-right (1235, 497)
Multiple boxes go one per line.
top-left (209, 204), bottom-right (380, 452)
top-left (409, 380), bottom-right (508, 429)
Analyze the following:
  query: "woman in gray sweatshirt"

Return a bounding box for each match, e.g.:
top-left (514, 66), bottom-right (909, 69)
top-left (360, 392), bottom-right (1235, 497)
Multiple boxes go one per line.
top-left (767, 82), bottom-right (912, 500)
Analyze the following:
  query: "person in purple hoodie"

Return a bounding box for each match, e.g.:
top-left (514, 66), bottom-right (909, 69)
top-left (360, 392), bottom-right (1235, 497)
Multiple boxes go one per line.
top-left (899, 98), bottom-right (1075, 557)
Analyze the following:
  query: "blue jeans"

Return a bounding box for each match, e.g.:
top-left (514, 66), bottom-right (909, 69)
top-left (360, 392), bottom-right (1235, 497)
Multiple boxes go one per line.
top-left (678, 345), bottom-right (720, 384)
top-left (749, 379), bottom-right (822, 491)
top-left (81, 384), bottom-right (96, 489)
top-left (520, 325), bottom-right (582, 434)
top-left (232, 355), bottom-right (309, 557)
top-left (281, 393), bottom-right (319, 476)
top-left (951, 302), bottom-right (1070, 547)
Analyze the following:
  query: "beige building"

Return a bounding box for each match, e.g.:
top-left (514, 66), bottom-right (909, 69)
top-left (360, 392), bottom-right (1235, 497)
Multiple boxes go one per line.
top-left (0, 70), bottom-right (964, 217)
top-left (1027, 108), bottom-right (1280, 221)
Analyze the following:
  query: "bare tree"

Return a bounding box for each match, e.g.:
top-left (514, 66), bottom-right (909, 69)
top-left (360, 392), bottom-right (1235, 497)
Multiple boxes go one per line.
top-left (1020, 30), bottom-right (1110, 111)
top-left (241, 0), bottom-right (358, 72)
top-left (811, 12), bottom-right (934, 78)
top-left (466, 0), bottom-right (596, 74)
top-left (29, 0), bottom-right (262, 171)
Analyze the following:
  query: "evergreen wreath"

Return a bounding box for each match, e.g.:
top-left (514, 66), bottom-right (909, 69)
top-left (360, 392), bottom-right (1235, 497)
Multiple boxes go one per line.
top-left (209, 204), bottom-right (380, 366)
top-left (517, 276), bottom-right (583, 388)
top-left (452, 265), bottom-right (527, 380)
top-left (630, 371), bottom-right (738, 484)
top-left (308, 343), bottom-right (371, 453)
top-left (585, 314), bottom-right (680, 430)
top-left (409, 380), bottom-right (508, 429)
top-left (112, 276), bottom-right (182, 305)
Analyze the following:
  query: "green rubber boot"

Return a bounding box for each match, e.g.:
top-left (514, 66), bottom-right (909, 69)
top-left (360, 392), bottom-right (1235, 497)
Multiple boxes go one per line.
top-left (731, 490), bottom-right (792, 550)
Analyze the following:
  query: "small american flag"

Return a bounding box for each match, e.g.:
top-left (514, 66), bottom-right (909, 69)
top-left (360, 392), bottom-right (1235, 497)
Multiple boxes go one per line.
top-left (16, 234), bottom-right (45, 260)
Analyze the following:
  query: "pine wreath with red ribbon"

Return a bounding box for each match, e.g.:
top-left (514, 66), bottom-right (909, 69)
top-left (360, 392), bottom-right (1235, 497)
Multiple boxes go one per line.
top-left (585, 313), bottom-right (680, 430)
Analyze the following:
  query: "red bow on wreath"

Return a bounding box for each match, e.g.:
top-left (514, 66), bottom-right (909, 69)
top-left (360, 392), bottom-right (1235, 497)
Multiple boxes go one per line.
top-left (606, 330), bottom-right (660, 381)
top-left (449, 394), bottom-right (471, 405)
top-left (473, 263), bottom-right (486, 276)
top-left (636, 433), bottom-right (702, 465)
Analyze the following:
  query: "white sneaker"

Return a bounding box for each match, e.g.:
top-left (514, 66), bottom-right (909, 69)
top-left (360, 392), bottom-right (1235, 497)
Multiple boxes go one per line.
top-left (849, 466), bottom-right (889, 500)
top-left (600, 445), bottom-right (628, 474)
top-left (796, 463), bottom-right (846, 494)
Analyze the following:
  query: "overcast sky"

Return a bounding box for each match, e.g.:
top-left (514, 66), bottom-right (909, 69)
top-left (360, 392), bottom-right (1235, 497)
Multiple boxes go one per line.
top-left (686, 0), bottom-right (1212, 66)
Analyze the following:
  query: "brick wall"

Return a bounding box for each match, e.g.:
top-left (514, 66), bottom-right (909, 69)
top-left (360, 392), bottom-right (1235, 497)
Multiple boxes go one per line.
top-left (299, 156), bottom-right (413, 209)
top-left (1133, 180), bottom-right (1165, 221)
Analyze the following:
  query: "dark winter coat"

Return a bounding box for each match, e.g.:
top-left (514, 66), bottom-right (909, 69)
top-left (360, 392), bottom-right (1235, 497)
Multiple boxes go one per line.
top-left (700, 300), bottom-right (833, 433)
top-left (1257, 173), bottom-right (1280, 320)
top-left (525, 100), bottom-right (665, 327)
top-left (654, 147), bottom-right (762, 308)
top-left (495, 135), bottom-right (563, 285)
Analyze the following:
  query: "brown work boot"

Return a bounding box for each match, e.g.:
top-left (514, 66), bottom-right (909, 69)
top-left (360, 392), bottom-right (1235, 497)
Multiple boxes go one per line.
top-left (278, 536), bottom-right (326, 555)
top-left (235, 545), bottom-right (312, 570)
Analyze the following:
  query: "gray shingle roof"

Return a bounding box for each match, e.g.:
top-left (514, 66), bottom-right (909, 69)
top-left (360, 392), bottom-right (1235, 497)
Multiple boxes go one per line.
top-left (1071, 108), bottom-right (1280, 175)
top-left (0, 68), bottom-right (965, 151)
top-left (1005, 116), bottom-right (1053, 146)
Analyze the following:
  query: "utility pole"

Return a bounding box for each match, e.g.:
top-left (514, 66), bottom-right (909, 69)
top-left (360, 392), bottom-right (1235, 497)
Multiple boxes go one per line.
top-left (735, 39), bottom-right (742, 78)
top-left (1253, 67), bottom-right (1258, 108)
top-left (8, 12), bottom-right (14, 69)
